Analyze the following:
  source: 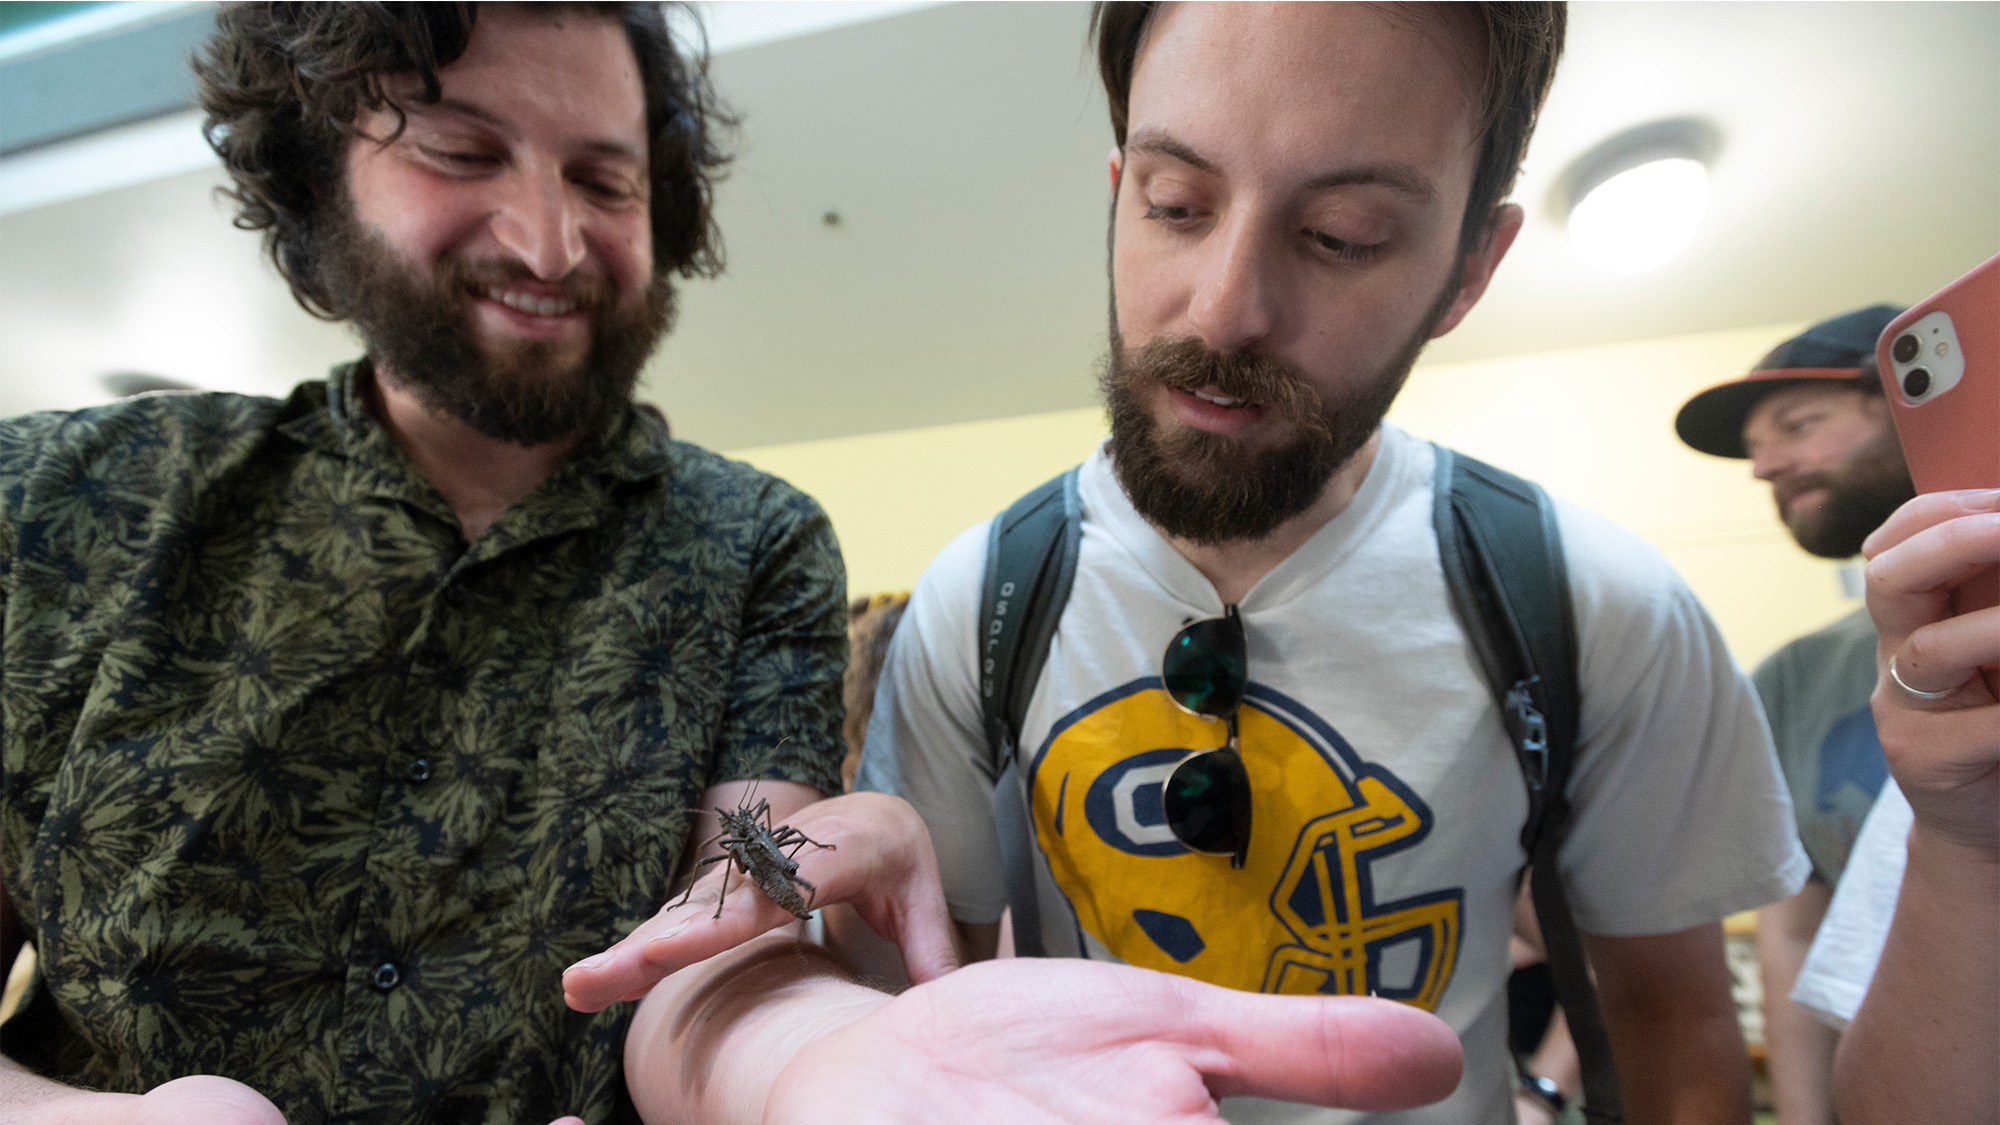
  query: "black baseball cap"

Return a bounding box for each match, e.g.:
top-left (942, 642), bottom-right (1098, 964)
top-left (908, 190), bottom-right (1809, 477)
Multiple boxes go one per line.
top-left (1675, 304), bottom-right (1905, 459)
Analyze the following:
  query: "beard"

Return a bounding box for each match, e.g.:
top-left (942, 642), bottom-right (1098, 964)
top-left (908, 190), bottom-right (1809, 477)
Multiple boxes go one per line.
top-left (1775, 422), bottom-right (1916, 559)
top-left (314, 205), bottom-right (675, 446)
top-left (1101, 269), bottom-right (1462, 546)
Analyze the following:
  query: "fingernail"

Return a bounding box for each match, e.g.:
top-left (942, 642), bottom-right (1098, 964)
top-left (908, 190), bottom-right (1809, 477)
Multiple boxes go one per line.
top-left (567, 952), bottom-right (609, 974)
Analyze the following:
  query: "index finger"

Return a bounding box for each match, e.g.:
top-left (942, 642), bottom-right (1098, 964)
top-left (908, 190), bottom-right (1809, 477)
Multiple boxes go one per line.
top-left (1174, 984), bottom-right (1463, 1110)
top-left (1863, 503), bottom-right (2000, 646)
top-left (1862, 489), bottom-right (2000, 560)
top-left (562, 862), bottom-right (806, 1012)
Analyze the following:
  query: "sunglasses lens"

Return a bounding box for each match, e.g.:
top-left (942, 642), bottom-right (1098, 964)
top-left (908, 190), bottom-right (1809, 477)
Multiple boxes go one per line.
top-left (1162, 614), bottom-right (1247, 717)
top-left (1162, 746), bottom-right (1251, 857)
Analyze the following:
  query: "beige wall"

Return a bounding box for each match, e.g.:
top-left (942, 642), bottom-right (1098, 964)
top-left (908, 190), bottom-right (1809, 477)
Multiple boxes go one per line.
top-left (726, 320), bottom-right (1858, 669)
top-left (726, 404), bottom-right (1111, 601)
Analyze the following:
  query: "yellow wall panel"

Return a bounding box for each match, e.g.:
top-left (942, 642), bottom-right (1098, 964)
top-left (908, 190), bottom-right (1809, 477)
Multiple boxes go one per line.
top-left (728, 406), bottom-right (1109, 600)
top-left (1386, 321), bottom-right (1859, 667)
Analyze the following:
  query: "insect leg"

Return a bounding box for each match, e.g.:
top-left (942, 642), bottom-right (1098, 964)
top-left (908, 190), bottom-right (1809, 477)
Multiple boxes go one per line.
top-left (669, 852), bottom-right (730, 910)
top-left (711, 848), bottom-right (738, 919)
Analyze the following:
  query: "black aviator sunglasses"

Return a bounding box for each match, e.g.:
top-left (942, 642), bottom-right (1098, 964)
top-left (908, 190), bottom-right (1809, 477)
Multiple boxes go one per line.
top-left (1159, 604), bottom-right (1253, 869)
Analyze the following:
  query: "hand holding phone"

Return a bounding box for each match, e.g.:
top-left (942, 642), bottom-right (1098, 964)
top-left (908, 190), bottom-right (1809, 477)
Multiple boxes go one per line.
top-left (1877, 251), bottom-right (2000, 617)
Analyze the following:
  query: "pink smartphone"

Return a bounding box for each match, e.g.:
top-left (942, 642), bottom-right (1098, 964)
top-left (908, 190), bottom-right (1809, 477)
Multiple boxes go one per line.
top-left (1877, 251), bottom-right (2000, 623)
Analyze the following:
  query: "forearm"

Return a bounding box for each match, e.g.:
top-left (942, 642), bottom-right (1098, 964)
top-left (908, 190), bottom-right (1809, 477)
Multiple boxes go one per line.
top-left (1834, 824), bottom-right (2000, 1124)
top-left (1525, 1007), bottom-right (1579, 1099)
top-left (1587, 924), bottom-right (1752, 1125)
top-left (1755, 891), bottom-right (1836, 1125)
top-left (1758, 989), bottom-right (1836, 1124)
top-left (622, 934), bottom-right (890, 1125)
top-left (1605, 1006), bottom-right (1752, 1124)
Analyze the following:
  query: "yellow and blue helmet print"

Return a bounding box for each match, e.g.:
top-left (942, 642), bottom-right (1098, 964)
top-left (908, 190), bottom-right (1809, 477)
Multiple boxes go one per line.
top-left (1028, 679), bottom-right (1461, 1009)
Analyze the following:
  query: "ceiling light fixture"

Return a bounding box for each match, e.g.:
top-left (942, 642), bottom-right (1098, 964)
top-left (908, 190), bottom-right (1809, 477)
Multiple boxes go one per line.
top-left (1551, 117), bottom-right (1721, 276)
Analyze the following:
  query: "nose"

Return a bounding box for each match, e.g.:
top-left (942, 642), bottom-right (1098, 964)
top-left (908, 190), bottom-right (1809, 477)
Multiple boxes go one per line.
top-left (1185, 212), bottom-right (1279, 355)
top-left (490, 162), bottom-right (587, 281)
top-left (1749, 442), bottom-right (1793, 484)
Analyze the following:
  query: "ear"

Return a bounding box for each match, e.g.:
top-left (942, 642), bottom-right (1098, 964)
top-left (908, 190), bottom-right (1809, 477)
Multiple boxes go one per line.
top-left (1428, 203), bottom-right (1525, 339)
top-left (1109, 146), bottom-right (1123, 193)
top-left (1856, 389), bottom-right (1910, 452)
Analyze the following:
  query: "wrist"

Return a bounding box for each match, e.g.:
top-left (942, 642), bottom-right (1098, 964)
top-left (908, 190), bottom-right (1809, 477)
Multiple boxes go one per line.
top-left (625, 934), bottom-right (891, 1125)
top-left (1906, 815), bottom-right (2000, 872)
top-left (1517, 1071), bottom-right (1566, 1117)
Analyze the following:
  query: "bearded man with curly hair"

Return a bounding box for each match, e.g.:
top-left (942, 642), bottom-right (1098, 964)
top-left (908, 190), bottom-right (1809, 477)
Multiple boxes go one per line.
top-left (0, 5), bottom-right (854, 1121)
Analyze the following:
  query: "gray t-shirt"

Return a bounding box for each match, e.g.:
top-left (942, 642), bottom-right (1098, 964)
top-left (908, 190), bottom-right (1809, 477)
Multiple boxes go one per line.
top-left (1751, 608), bottom-right (1888, 885)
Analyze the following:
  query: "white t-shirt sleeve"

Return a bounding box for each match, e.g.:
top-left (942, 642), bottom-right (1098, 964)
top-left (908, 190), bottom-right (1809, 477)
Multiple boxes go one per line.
top-left (852, 520), bottom-right (1012, 923)
top-left (1555, 503), bottom-right (1811, 935)
top-left (1792, 779), bottom-right (1910, 1030)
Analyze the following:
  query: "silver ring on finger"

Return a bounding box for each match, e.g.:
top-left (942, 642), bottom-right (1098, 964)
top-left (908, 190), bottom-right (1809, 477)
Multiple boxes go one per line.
top-left (1889, 654), bottom-right (1962, 701)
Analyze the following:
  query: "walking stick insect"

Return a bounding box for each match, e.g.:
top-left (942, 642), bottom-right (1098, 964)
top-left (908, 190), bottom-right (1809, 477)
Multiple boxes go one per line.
top-left (673, 791), bottom-right (835, 920)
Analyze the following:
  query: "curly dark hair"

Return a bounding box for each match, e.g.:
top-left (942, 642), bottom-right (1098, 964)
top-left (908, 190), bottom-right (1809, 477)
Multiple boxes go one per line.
top-left (1091, 2), bottom-right (1565, 258)
top-left (195, 2), bottom-right (732, 320)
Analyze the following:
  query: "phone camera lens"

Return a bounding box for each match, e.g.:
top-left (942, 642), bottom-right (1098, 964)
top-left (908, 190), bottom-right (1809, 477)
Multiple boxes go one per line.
top-left (1892, 333), bottom-right (1921, 364)
top-left (1903, 368), bottom-right (1932, 399)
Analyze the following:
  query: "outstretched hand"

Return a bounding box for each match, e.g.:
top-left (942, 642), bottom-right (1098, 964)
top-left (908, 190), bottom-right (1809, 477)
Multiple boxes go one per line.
top-left (1861, 488), bottom-right (2000, 852)
top-left (760, 957), bottom-right (1464, 1123)
top-left (563, 792), bottom-right (957, 1012)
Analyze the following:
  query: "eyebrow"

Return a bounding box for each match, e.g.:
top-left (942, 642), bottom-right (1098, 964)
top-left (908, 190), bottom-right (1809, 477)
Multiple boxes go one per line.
top-left (413, 96), bottom-right (647, 163)
top-left (1125, 127), bottom-right (1434, 201)
top-left (1126, 129), bottom-right (1218, 174)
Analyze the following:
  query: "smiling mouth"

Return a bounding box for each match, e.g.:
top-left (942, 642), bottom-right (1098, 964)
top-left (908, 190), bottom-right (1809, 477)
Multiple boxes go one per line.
top-left (483, 287), bottom-right (581, 318)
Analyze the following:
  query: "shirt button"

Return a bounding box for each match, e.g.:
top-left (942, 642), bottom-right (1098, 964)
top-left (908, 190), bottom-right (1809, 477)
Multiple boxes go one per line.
top-left (371, 962), bottom-right (402, 991)
top-left (405, 758), bottom-right (432, 783)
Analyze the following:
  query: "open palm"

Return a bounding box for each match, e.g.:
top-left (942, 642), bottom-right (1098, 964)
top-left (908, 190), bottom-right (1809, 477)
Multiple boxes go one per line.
top-left (764, 958), bottom-right (1463, 1124)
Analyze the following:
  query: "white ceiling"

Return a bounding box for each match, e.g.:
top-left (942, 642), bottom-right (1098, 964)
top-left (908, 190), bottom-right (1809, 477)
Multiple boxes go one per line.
top-left (0, 1), bottom-right (1995, 450)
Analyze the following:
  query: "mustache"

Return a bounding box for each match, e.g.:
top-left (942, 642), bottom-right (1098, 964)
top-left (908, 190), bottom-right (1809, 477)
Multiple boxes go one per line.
top-left (1114, 336), bottom-right (1331, 438)
top-left (439, 256), bottom-right (620, 315)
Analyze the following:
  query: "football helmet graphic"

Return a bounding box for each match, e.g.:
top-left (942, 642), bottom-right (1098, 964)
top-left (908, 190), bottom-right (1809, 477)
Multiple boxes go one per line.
top-left (1030, 680), bottom-right (1460, 1009)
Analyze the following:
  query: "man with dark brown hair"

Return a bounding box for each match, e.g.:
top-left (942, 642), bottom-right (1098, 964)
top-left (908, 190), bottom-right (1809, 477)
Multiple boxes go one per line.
top-left (842, 4), bottom-right (1804, 1122)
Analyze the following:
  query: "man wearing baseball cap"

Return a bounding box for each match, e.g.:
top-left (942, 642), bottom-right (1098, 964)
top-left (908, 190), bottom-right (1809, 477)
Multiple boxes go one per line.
top-left (1675, 304), bottom-right (1913, 1125)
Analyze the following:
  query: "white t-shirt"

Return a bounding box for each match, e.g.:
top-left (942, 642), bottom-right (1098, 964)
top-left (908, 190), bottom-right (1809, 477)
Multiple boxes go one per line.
top-left (1792, 779), bottom-right (1910, 1030)
top-left (857, 426), bottom-right (1808, 1123)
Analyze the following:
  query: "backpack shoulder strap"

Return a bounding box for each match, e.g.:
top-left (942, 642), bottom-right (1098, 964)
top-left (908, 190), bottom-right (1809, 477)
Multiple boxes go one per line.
top-left (980, 468), bottom-right (1083, 765)
top-left (1430, 446), bottom-right (1580, 826)
top-left (978, 467), bottom-right (1082, 957)
top-left (1431, 445), bottom-right (1623, 1124)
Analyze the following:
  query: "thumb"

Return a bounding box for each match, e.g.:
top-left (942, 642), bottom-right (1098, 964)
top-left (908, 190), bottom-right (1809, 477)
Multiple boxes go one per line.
top-left (785, 792), bottom-right (961, 983)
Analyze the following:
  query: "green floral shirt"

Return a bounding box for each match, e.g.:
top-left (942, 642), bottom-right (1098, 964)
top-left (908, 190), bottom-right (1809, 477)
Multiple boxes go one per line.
top-left (0, 365), bottom-right (846, 1123)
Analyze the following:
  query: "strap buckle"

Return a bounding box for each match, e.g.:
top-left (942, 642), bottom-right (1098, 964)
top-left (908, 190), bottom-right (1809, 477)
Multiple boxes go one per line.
top-left (1505, 677), bottom-right (1549, 793)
